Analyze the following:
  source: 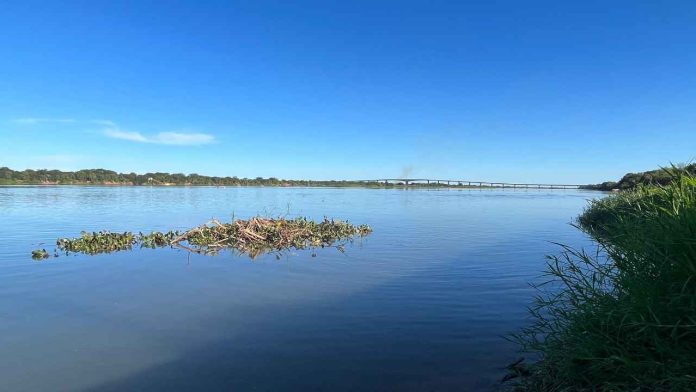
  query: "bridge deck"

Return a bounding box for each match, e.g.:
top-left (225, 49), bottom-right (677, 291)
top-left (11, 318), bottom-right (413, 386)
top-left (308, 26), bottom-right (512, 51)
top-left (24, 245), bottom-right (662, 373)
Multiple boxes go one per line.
top-left (356, 179), bottom-right (582, 189)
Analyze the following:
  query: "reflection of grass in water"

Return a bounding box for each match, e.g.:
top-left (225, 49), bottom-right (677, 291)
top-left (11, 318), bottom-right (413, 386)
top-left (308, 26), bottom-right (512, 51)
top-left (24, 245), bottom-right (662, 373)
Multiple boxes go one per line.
top-left (36, 216), bottom-right (372, 260)
top-left (508, 169), bottom-right (696, 391)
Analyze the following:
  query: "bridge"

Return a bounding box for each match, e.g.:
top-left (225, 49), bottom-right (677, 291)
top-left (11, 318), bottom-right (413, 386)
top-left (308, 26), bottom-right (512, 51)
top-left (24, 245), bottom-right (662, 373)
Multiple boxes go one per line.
top-left (356, 179), bottom-right (583, 190)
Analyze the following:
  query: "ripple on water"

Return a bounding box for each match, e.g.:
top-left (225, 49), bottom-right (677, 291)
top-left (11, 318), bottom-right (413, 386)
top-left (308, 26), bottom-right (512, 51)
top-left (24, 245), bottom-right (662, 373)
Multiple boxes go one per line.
top-left (0, 186), bottom-right (601, 391)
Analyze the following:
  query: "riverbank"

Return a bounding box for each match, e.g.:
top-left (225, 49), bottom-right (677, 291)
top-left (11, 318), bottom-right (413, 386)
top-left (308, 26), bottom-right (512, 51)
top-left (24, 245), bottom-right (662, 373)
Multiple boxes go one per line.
top-left (581, 163), bottom-right (696, 191)
top-left (509, 170), bottom-right (696, 390)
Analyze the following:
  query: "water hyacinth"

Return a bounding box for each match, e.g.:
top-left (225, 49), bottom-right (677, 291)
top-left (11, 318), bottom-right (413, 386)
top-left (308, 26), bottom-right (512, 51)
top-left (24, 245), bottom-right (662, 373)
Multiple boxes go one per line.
top-left (31, 249), bottom-right (49, 260)
top-left (34, 216), bottom-right (372, 259)
top-left (57, 231), bottom-right (139, 254)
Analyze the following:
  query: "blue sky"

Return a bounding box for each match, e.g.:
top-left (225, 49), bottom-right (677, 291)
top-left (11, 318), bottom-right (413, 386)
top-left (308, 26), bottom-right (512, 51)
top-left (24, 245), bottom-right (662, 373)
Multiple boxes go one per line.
top-left (1, 0), bottom-right (695, 183)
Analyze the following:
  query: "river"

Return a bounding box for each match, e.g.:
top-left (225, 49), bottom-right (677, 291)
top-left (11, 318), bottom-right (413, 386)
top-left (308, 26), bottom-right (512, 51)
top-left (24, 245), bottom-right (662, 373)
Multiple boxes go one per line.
top-left (0, 186), bottom-right (600, 391)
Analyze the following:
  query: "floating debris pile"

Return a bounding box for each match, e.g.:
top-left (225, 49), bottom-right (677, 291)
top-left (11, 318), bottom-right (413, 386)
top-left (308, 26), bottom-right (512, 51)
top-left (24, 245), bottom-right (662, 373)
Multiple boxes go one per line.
top-left (181, 217), bottom-right (372, 256)
top-left (34, 217), bottom-right (372, 259)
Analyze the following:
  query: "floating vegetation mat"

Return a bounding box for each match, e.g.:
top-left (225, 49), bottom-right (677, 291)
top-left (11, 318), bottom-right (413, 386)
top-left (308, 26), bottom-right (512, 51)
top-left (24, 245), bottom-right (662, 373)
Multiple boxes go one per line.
top-left (33, 217), bottom-right (372, 260)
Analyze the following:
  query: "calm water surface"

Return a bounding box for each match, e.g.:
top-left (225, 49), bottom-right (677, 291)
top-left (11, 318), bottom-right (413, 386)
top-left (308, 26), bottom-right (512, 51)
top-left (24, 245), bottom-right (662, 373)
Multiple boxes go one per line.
top-left (0, 186), bottom-right (602, 391)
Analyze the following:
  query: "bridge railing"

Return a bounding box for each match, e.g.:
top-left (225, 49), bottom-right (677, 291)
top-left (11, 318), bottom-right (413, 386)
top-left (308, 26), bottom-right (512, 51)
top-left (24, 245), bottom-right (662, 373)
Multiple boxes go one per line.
top-left (353, 179), bottom-right (583, 189)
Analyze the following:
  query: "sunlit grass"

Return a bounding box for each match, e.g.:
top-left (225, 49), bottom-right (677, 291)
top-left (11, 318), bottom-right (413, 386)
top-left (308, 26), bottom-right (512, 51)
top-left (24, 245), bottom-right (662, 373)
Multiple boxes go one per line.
top-left (508, 169), bottom-right (696, 390)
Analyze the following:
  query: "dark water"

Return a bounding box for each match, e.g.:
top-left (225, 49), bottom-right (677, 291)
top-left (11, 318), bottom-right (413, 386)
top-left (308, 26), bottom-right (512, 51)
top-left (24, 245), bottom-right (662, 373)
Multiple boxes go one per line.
top-left (0, 186), bottom-right (600, 391)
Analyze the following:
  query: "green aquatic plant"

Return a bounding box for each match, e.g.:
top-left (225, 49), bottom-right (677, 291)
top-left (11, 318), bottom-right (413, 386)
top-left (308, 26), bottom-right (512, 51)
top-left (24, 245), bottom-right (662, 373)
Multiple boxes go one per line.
top-left (31, 249), bottom-right (49, 260)
top-left (508, 171), bottom-right (696, 390)
top-left (57, 231), bottom-right (137, 254)
top-left (54, 230), bottom-right (182, 254)
top-left (34, 217), bottom-right (372, 259)
top-left (138, 231), bottom-right (180, 249)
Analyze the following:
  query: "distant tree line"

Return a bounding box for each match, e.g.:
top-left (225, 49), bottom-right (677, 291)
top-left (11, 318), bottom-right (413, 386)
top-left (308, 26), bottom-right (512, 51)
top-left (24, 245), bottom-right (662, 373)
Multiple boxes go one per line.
top-left (0, 167), bottom-right (407, 187)
top-left (0, 167), bottom-right (338, 186)
top-left (582, 163), bottom-right (696, 191)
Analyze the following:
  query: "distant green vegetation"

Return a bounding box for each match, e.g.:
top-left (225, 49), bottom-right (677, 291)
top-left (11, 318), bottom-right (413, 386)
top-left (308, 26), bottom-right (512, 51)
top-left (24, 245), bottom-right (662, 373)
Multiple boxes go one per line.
top-left (508, 170), bottom-right (696, 390)
top-left (0, 166), bottom-right (449, 187)
top-left (0, 166), bottom-right (340, 186)
top-left (582, 163), bottom-right (696, 191)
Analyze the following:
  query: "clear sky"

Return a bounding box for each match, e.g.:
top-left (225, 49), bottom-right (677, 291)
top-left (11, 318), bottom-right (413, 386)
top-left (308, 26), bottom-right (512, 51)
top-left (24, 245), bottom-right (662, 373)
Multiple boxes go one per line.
top-left (1, 0), bottom-right (695, 183)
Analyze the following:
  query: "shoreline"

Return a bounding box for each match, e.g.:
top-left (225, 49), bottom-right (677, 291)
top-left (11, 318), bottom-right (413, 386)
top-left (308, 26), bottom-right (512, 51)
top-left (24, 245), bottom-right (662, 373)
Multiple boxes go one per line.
top-left (0, 183), bottom-right (597, 191)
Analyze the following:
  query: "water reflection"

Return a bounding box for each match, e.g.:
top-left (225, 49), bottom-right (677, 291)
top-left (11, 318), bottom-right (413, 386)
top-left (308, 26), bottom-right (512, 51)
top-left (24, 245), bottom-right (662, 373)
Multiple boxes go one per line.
top-left (0, 186), bottom-right (600, 390)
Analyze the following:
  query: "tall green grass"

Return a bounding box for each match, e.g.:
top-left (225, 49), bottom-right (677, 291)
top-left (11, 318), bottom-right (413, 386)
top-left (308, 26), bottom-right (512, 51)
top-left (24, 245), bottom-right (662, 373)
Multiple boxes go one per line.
top-left (508, 170), bottom-right (696, 391)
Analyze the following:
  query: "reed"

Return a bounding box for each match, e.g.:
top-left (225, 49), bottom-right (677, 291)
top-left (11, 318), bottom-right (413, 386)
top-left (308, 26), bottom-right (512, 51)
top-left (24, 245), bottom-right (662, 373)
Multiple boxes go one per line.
top-left (507, 169), bottom-right (696, 390)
